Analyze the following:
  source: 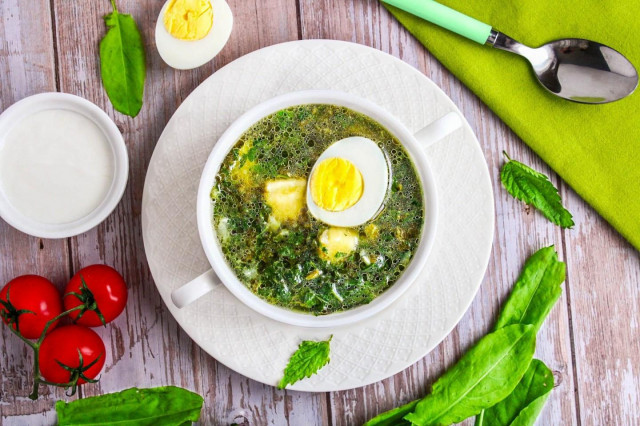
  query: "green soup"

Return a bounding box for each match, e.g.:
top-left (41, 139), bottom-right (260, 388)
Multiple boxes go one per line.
top-left (211, 104), bottom-right (424, 315)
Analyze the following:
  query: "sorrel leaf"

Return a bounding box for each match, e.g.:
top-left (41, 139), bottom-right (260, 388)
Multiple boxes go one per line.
top-left (99, 0), bottom-right (146, 117)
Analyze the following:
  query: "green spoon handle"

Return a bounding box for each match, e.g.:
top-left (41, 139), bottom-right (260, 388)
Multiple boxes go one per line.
top-left (382, 0), bottom-right (493, 44)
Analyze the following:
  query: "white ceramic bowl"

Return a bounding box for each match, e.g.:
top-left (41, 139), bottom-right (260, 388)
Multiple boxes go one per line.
top-left (175, 90), bottom-right (461, 328)
top-left (0, 93), bottom-right (128, 239)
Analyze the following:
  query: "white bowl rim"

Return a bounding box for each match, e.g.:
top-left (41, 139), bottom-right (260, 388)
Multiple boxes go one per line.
top-left (0, 92), bottom-right (129, 239)
top-left (196, 89), bottom-right (438, 328)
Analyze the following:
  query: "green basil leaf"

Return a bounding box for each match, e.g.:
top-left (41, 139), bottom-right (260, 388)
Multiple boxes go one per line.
top-left (494, 246), bottom-right (565, 333)
top-left (364, 399), bottom-right (418, 426)
top-left (403, 324), bottom-right (536, 426)
top-left (478, 359), bottom-right (554, 426)
top-left (55, 386), bottom-right (203, 425)
top-left (99, 0), bottom-right (146, 117)
top-left (278, 336), bottom-right (332, 389)
top-left (500, 153), bottom-right (574, 228)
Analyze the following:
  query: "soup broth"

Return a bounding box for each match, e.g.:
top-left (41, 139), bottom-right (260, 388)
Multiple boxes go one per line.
top-left (211, 104), bottom-right (424, 315)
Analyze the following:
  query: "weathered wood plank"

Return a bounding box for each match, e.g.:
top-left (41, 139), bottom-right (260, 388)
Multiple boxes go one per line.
top-left (48, 0), bottom-right (325, 424)
top-left (562, 189), bottom-right (640, 425)
top-left (0, 1), bottom-right (70, 424)
top-left (298, 1), bottom-right (579, 424)
top-left (0, 0), bottom-right (57, 110)
top-left (51, 1), bottom-right (170, 411)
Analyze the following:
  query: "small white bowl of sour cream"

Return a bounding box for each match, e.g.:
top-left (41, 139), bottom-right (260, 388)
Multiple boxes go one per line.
top-left (0, 93), bottom-right (128, 239)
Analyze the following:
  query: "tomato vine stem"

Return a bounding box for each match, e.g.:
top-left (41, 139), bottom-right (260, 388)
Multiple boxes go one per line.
top-left (2, 278), bottom-right (107, 400)
top-left (28, 306), bottom-right (84, 400)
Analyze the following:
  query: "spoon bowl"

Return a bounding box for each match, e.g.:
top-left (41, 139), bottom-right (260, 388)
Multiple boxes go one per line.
top-left (490, 32), bottom-right (639, 103)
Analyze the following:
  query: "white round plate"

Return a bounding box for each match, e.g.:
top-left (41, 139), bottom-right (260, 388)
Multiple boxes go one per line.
top-left (141, 40), bottom-right (494, 391)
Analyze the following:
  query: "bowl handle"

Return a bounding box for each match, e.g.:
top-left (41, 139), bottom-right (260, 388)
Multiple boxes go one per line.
top-left (413, 111), bottom-right (462, 147)
top-left (171, 269), bottom-right (220, 308)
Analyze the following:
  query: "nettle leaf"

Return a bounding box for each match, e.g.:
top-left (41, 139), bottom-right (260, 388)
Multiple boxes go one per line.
top-left (500, 153), bottom-right (574, 228)
top-left (478, 359), bottom-right (554, 426)
top-left (278, 336), bottom-right (332, 389)
top-left (404, 324), bottom-right (536, 426)
top-left (494, 246), bottom-right (565, 333)
top-left (99, 0), bottom-right (146, 117)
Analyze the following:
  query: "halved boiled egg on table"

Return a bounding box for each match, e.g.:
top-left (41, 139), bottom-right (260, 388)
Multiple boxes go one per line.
top-left (263, 136), bottom-right (390, 264)
top-left (155, 0), bottom-right (233, 70)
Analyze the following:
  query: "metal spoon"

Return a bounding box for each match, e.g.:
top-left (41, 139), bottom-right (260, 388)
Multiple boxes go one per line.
top-left (383, 0), bottom-right (638, 104)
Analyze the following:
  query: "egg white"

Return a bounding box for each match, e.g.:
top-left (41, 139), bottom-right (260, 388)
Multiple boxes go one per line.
top-left (306, 137), bottom-right (390, 227)
top-left (155, 0), bottom-right (233, 70)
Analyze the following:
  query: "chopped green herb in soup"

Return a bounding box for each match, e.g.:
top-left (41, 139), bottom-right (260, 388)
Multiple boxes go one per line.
top-left (211, 104), bottom-right (424, 315)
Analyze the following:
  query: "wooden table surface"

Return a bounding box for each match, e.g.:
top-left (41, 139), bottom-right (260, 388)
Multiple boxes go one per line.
top-left (1, 1), bottom-right (639, 425)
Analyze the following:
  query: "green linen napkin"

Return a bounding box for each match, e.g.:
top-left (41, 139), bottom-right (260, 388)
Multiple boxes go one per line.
top-left (384, 0), bottom-right (640, 250)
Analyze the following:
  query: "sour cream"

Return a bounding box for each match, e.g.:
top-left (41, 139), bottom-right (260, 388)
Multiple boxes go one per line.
top-left (0, 109), bottom-right (115, 224)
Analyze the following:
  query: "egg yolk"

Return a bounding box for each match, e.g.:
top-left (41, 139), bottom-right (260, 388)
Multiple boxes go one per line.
top-left (163, 0), bottom-right (213, 41)
top-left (310, 158), bottom-right (364, 212)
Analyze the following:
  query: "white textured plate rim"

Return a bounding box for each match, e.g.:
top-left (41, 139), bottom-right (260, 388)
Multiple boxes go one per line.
top-left (142, 39), bottom-right (494, 392)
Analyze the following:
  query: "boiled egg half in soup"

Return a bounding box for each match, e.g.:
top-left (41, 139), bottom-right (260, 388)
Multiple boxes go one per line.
top-left (155, 0), bottom-right (233, 70)
top-left (307, 137), bottom-right (389, 227)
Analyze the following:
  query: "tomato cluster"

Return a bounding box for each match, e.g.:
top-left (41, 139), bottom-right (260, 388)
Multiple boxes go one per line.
top-left (0, 265), bottom-right (127, 398)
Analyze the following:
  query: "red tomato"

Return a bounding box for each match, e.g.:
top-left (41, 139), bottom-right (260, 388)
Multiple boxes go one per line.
top-left (39, 325), bottom-right (105, 384)
top-left (64, 265), bottom-right (128, 327)
top-left (0, 275), bottom-right (62, 339)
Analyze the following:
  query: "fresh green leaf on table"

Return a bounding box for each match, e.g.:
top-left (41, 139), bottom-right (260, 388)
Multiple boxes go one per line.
top-left (475, 246), bottom-right (563, 425)
top-left (404, 324), bottom-right (536, 425)
top-left (494, 246), bottom-right (565, 333)
top-left (500, 152), bottom-right (574, 228)
top-left (278, 336), bottom-right (332, 389)
top-left (365, 247), bottom-right (564, 425)
top-left (475, 359), bottom-right (554, 426)
top-left (364, 399), bottom-right (418, 426)
top-left (99, 0), bottom-right (146, 117)
top-left (55, 386), bottom-right (204, 425)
